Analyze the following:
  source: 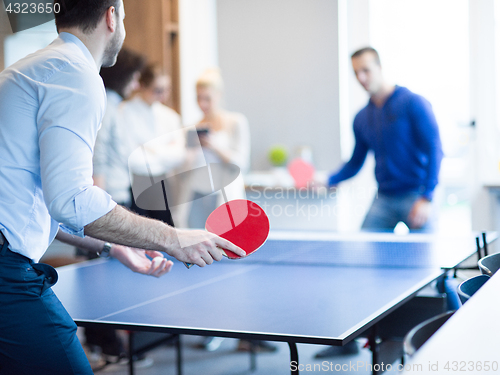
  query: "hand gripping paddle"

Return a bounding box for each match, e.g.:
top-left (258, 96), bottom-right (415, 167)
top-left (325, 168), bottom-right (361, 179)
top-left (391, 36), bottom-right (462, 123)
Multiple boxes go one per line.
top-left (185, 199), bottom-right (270, 268)
top-left (129, 151), bottom-right (269, 268)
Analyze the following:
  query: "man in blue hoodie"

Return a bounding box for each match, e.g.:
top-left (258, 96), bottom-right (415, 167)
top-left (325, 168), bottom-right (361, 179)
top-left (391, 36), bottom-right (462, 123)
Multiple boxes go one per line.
top-left (329, 47), bottom-right (443, 231)
top-left (316, 48), bottom-right (444, 359)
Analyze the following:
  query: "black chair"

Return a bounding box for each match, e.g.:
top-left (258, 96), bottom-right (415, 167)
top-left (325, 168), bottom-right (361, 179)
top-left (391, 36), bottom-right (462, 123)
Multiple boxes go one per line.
top-left (457, 274), bottom-right (490, 305)
top-left (478, 252), bottom-right (500, 277)
top-left (403, 311), bottom-right (455, 357)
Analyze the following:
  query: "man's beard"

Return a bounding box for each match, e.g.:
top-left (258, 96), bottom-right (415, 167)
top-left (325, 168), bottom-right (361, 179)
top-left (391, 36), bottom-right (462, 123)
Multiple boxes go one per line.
top-left (102, 30), bottom-right (124, 68)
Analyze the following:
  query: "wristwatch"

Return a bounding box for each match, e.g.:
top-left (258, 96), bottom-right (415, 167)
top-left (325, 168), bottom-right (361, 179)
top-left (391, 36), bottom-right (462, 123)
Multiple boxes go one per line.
top-left (97, 242), bottom-right (113, 258)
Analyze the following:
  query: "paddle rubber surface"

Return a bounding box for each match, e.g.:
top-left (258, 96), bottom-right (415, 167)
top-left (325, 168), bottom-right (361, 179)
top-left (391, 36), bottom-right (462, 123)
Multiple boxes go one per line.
top-left (205, 199), bottom-right (270, 259)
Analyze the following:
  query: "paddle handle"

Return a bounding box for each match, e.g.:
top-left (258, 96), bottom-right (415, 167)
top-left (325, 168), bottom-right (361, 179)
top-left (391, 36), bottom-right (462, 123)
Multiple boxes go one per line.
top-left (184, 246), bottom-right (228, 269)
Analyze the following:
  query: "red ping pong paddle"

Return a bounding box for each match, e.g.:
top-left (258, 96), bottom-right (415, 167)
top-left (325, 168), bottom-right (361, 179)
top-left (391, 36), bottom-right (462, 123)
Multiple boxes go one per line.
top-left (184, 199), bottom-right (270, 268)
top-left (206, 199), bottom-right (270, 259)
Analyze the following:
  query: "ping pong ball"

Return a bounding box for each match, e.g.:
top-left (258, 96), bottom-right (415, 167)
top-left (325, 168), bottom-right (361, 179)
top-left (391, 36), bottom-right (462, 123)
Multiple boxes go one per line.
top-left (394, 221), bottom-right (410, 235)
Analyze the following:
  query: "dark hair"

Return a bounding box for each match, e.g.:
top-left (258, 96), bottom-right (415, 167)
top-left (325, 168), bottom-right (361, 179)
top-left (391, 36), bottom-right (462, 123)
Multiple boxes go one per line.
top-left (139, 63), bottom-right (166, 88)
top-left (100, 48), bottom-right (146, 98)
top-left (54, 0), bottom-right (120, 33)
top-left (351, 47), bottom-right (381, 65)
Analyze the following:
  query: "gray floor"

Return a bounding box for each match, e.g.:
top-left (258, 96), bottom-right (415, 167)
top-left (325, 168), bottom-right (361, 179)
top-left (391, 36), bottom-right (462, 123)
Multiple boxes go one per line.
top-left (85, 335), bottom-right (375, 375)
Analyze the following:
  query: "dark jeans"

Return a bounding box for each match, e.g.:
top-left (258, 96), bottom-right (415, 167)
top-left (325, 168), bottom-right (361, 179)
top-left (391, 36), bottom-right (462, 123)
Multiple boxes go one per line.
top-left (362, 191), bottom-right (435, 232)
top-left (0, 238), bottom-right (92, 375)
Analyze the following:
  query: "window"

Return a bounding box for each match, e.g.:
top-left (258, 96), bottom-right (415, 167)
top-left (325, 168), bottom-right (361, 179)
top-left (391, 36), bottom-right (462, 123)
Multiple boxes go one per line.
top-left (4, 21), bottom-right (57, 68)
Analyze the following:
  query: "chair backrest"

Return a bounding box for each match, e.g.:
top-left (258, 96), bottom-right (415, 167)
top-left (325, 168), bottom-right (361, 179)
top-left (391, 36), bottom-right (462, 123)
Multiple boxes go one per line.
top-left (478, 252), bottom-right (500, 276)
top-left (457, 274), bottom-right (490, 305)
top-left (403, 311), bottom-right (455, 356)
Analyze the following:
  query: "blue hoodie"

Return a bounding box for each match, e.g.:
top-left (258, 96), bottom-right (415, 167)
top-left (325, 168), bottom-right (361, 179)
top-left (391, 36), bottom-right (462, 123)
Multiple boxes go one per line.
top-left (328, 86), bottom-right (443, 200)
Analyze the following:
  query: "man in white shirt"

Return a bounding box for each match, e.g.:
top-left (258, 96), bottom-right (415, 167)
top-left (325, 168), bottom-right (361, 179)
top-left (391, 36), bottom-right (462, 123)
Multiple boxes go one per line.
top-left (0, 1), bottom-right (243, 373)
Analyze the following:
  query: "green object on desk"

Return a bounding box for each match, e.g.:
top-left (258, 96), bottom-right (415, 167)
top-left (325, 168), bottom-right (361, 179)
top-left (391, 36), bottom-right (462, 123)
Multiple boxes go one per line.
top-left (268, 145), bottom-right (288, 167)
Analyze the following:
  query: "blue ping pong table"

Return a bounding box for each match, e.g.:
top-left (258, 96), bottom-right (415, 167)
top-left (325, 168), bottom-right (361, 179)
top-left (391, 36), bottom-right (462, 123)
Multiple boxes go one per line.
top-left (52, 231), bottom-right (495, 375)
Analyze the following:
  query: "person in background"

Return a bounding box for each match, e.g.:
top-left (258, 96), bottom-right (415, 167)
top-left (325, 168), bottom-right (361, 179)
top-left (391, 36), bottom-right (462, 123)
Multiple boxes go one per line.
top-left (184, 69), bottom-right (275, 353)
top-left (118, 63), bottom-right (186, 226)
top-left (328, 47), bottom-right (443, 232)
top-left (93, 48), bottom-right (146, 208)
top-left (317, 47), bottom-right (443, 358)
top-left (178, 68), bottom-right (251, 230)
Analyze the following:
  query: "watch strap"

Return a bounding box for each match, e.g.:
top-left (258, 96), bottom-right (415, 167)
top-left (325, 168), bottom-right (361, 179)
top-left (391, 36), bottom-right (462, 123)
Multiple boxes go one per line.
top-left (97, 242), bottom-right (112, 258)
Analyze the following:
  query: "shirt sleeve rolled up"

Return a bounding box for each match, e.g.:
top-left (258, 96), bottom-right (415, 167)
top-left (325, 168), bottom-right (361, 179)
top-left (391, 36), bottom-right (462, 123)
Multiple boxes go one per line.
top-left (37, 62), bottom-right (116, 236)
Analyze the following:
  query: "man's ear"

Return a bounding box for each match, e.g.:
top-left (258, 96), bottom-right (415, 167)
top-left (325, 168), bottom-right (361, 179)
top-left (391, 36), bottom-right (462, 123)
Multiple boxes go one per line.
top-left (105, 6), bottom-right (117, 32)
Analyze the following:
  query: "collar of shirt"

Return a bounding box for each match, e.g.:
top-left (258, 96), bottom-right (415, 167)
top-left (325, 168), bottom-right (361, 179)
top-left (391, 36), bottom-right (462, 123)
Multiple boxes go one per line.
top-left (58, 32), bottom-right (98, 72)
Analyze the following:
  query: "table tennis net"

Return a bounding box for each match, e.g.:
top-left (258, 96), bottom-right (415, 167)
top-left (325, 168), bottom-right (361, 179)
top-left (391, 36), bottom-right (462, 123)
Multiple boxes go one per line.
top-left (233, 237), bottom-right (477, 269)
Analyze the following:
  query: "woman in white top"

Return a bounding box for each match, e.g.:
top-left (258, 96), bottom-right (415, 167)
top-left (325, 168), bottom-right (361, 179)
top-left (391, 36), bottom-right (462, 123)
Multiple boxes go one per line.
top-left (189, 70), bottom-right (273, 352)
top-left (180, 68), bottom-right (250, 229)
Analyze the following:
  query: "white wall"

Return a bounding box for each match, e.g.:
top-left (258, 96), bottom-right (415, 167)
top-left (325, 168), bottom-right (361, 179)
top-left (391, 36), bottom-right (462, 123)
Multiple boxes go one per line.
top-left (179, 0), bottom-right (219, 126)
top-left (469, 0), bottom-right (499, 231)
top-left (3, 22), bottom-right (57, 69)
top-left (470, 0), bottom-right (500, 187)
top-left (335, 0), bottom-right (377, 231)
top-left (216, 0), bottom-right (341, 171)
top-left (339, 0), bottom-right (371, 160)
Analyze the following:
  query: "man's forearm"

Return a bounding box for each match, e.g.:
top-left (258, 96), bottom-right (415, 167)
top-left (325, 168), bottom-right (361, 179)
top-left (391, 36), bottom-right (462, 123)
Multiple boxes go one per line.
top-left (80, 204), bottom-right (246, 267)
top-left (84, 205), bottom-right (175, 253)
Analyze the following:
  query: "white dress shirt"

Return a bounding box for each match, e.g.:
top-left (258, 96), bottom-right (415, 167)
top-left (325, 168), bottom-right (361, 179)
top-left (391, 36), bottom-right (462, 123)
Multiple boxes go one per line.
top-left (0, 32), bottom-right (116, 261)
